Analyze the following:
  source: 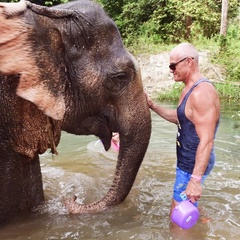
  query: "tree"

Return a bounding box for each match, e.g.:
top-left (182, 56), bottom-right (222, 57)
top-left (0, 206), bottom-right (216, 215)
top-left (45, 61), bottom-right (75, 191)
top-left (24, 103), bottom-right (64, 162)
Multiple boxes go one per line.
top-left (220, 0), bottom-right (229, 36)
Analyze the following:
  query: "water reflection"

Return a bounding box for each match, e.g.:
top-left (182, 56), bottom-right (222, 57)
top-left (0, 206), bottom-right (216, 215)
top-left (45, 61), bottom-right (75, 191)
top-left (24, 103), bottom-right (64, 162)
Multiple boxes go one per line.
top-left (0, 102), bottom-right (239, 239)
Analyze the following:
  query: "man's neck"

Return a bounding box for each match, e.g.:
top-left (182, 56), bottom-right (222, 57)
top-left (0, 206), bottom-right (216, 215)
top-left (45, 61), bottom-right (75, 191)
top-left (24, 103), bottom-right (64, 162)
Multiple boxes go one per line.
top-left (185, 72), bottom-right (203, 88)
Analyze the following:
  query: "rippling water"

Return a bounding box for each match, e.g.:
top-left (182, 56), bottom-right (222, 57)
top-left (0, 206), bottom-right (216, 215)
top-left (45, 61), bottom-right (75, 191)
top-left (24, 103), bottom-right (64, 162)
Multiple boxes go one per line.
top-left (0, 102), bottom-right (239, 240)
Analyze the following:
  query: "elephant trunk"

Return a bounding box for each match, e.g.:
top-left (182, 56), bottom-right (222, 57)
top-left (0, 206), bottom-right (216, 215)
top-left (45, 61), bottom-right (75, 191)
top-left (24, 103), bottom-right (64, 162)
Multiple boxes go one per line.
top-left (65, 91), bottom-right (151, 214)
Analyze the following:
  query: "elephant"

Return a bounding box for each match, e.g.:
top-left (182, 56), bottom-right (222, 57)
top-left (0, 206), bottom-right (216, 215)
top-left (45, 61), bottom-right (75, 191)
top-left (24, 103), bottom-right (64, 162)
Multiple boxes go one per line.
top-left (0, 0), bottom-right (151, 224)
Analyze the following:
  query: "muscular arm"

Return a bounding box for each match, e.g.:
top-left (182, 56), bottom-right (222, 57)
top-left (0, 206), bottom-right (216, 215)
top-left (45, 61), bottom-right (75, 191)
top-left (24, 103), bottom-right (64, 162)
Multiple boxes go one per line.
top-left (145, 92), bottom-right (178, 124)
top-left (185, 83), bottom-right (220, 202)
top-left (191, 84), bottom-right (219, 176)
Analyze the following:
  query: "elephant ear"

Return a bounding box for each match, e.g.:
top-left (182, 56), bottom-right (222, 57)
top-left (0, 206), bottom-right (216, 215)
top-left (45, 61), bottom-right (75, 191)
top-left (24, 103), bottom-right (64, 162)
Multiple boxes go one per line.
top-left (0, 0), bottom-right (66, 120)
top-left (17, 73), bottom-right (66, 121)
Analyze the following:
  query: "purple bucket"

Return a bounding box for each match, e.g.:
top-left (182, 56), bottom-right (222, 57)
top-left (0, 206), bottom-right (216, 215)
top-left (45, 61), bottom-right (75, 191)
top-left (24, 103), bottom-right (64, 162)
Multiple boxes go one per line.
top-left (171, 200), bottom-right (199, 229)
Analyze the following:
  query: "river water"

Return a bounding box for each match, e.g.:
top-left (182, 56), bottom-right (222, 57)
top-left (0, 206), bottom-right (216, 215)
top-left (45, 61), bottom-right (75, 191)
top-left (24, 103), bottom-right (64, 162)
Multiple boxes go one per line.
top-left (0, 102), bottom-right (239, 240)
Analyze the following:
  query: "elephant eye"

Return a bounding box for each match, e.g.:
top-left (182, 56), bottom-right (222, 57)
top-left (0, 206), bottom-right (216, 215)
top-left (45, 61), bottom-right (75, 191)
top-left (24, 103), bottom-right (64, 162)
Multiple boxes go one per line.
top-left (105, 72), bottom-right (132, 94)
top-left (111, 72), bottom-right (128, 81)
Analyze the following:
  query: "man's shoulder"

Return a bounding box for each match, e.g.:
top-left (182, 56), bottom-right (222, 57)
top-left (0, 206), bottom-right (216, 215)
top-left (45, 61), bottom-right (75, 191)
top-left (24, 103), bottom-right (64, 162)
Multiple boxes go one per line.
top-left (193, 80), bottom-right (218, 96)
top-left (189, 81), bottom-right (219, 109)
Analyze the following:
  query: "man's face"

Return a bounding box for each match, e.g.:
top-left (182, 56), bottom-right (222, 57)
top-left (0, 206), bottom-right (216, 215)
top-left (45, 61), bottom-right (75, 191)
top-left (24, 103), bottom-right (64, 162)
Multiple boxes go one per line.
top-left (169, 56), bottom-right (192, 83)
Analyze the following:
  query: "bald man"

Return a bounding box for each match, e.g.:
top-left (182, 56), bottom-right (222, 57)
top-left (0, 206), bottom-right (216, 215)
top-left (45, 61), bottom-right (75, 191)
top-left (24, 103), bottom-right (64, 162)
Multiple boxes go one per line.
top-left (145, 43), bottom-right (220, 217)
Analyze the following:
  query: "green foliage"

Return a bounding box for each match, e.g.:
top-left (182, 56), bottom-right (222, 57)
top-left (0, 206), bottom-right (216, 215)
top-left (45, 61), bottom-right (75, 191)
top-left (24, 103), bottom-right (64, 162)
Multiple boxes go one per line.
top-left (97, 0), bottom-right (124, 19)
top-left (220, 24), bottom-right (240, 83)
top-left (215, 83), bottom-right (240, 101)
top-left (44, 0), bottom-right (68, 6)
top-left (157, 83), bottom-right (184, 102)
top-left (212, 23), bottom-right (240, 84)
top-left (99, 0), bottom-right (239, 45)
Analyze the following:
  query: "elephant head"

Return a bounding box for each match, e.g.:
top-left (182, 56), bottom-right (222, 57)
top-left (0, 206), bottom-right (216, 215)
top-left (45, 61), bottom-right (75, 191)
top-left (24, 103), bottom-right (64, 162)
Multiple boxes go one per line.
top-left (0, 0), bottom-right (151, 215)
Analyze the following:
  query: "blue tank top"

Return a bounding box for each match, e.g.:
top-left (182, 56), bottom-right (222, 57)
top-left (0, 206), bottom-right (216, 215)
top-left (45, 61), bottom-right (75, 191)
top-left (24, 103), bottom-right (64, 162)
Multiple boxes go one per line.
top-left (176, 78), bottom-right (219, 175)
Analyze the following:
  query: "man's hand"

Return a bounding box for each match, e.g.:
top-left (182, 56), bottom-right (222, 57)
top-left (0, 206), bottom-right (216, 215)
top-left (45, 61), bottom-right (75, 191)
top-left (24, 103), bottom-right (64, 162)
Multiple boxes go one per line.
top-left (185, 179), bottom-right (202, 204)
top-left (144, 91), bottom-right (154, 109)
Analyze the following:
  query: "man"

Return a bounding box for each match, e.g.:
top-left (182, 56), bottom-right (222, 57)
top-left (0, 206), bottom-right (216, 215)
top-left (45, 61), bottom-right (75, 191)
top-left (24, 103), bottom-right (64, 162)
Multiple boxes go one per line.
top-left (145, 43), bottom-right (220, 216)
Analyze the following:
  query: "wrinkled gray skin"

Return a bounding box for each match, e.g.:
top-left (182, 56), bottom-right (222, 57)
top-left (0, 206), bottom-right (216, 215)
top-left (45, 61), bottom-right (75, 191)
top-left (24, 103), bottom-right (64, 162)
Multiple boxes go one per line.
top-left (0, 0), bottom-right (151, 223)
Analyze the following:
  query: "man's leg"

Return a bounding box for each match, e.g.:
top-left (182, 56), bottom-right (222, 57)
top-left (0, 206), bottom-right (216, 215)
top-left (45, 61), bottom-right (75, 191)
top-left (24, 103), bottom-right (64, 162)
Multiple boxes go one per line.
top-left (170, 167), bottom-right (190, 216)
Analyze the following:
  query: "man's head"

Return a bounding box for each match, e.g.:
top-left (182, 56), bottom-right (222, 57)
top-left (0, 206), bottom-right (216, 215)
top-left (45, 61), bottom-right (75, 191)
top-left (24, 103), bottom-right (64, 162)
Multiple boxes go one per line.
top-left (169, 43), bottom-right (200, 83)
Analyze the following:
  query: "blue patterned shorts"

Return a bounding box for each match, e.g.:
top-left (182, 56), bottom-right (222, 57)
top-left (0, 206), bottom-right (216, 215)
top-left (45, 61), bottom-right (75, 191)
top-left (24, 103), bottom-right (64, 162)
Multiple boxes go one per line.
top-left (173, 167), bottom-right (208, 206)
